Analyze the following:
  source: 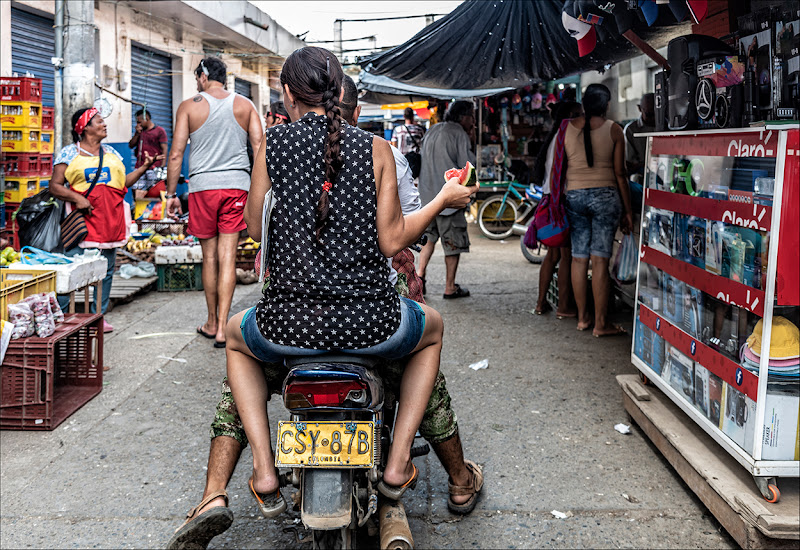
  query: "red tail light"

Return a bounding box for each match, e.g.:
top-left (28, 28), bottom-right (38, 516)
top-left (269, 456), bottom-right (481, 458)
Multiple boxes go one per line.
top-left (285, 380), bottom-right (368, 408)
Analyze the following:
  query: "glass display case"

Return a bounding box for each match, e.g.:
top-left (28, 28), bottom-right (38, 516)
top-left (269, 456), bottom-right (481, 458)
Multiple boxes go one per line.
top-left (631, 126), bottom-right (799, 503)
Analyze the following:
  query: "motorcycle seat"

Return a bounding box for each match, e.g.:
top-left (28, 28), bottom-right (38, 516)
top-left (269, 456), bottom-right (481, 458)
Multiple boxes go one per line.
top-left (285, 353), bottom-right (381, 370)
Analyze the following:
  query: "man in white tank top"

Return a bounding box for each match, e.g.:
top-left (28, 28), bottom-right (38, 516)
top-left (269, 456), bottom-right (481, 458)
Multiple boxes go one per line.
top-left (166, 57), bottom-right (263, 347)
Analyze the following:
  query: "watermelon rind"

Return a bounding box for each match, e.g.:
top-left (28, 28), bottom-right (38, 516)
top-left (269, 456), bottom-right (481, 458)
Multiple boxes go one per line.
top-left (443, 161), bottom-right (477, 186)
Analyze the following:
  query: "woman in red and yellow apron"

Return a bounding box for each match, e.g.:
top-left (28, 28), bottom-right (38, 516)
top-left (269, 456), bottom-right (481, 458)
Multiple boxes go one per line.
top-left (51, 107), bottom-right (161, 332)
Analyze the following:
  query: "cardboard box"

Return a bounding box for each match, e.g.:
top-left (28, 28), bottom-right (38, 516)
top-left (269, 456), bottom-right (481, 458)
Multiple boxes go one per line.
top-left (761, 391), bottom-right (800, 461)
top-left (721, 384), bottom-right (757, 451)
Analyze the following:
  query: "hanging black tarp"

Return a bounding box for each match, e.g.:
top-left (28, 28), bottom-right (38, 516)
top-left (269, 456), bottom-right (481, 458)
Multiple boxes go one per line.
top-left (360, 0), bottom-right (691, 90)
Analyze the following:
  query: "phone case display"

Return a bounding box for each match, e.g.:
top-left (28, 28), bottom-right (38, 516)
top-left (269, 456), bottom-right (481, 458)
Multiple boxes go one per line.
top-left (632, 127), bottom-right (799, 501)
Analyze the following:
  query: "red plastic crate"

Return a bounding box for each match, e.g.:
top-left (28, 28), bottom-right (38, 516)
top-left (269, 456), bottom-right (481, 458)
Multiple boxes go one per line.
top-left (0, 77), bottom-right (42, 103)
top-left (38, 154), bottom-right (52, 176)
top-left (0, 314), bottom-right (104, 430)
top-left (1, 153), bottom-right (40, 177)
top-left (41, 107), bottom-right (54, 130)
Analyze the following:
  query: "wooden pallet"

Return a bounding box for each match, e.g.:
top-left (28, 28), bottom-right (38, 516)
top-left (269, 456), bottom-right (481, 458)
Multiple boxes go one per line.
top-left (74, 275), bottom-right (157, 306)
top-left (618, 374), bottom-right (799, 549)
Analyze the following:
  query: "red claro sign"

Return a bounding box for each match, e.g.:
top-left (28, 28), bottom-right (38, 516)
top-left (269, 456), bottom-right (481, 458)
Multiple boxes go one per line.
top-left (651, 130), bottom-right (778, 158)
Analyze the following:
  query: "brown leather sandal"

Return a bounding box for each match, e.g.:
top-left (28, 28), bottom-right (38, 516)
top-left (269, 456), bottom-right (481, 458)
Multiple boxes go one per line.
top-left (448, 460), bottom-right (484, 515)
top-left (166, 491), bottom-right (233, 550)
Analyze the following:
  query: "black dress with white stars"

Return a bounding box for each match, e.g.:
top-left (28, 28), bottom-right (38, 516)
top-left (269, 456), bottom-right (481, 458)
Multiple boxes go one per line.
top-left (254, 112), bottom-right (401, 351)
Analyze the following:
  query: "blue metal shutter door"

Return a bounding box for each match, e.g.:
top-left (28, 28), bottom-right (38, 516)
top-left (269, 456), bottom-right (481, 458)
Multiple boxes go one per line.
top-left (10, 8), bottom-right (55, 106)
top-left (234, 78), bottom-right (253, 99)
top-left (130, 44), bottom-right (173, 151)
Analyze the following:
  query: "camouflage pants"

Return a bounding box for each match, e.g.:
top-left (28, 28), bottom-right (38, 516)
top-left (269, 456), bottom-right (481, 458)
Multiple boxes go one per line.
top-left (210, 259), bottom-right (458, 447)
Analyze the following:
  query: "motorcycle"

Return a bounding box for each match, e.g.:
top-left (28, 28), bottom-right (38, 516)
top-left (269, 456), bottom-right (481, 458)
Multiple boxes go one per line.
top-left (276, 353), bottom-right (428, 550)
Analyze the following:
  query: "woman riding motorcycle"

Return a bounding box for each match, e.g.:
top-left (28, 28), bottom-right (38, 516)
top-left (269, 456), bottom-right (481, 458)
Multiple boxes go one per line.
top-left (224, 47), bottom-right (477, 515)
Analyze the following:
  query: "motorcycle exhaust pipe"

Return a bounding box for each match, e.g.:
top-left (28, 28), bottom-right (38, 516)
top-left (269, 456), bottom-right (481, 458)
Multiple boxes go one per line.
top-left (512, 223), bottom-right (528, 236)
top-left (379, 501), bottom-right (414, 550)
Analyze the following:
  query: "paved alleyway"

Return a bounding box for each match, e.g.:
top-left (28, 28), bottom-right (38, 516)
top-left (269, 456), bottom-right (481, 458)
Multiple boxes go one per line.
top-left (0, 225), bottom-right (735, 549)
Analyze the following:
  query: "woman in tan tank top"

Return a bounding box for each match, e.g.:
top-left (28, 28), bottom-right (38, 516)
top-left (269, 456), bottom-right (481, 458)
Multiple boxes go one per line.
top-left (564, 84), bottom-right (633, 337)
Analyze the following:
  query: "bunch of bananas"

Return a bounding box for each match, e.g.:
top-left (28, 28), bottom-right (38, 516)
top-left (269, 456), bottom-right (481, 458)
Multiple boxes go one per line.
top-left (126, 239), bottom-right (153, 253)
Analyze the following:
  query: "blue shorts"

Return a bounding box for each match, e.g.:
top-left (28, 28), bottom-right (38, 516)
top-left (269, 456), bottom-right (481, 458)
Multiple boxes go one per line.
top-left (240, 296), bottom-right (426, 363)
top-left (565, 187), bottom-right (622, 259)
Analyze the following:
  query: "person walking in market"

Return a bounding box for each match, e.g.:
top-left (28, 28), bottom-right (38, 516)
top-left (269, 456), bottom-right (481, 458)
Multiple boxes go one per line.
top-left (165, 74), bottom-right (483, 550)
top-left (623, 93), bottom-right (655, 179)
top-left (391, 106), bottom-right (425, 155)
top-left (165, 56), bottom-right (264, 348)
top-left (264, 100), bottom-right (289, 129)
top-left (416, 100), bottom-right (476, 299)
top-left (51, 107), bottom-right (162, 333)
top-left (128, 108), bottom-right (169, 200)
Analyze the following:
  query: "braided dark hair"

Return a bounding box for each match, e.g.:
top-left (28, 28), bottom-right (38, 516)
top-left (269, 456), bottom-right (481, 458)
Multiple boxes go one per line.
top-left (280, 47), bottom-right (344, 243)
top-left (581, 84), bottom-right (611, 168)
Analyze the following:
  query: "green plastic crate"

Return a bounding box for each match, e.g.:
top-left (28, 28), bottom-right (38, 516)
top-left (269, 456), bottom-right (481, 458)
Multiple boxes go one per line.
top-left (156, 263), bottom-right (203, 292)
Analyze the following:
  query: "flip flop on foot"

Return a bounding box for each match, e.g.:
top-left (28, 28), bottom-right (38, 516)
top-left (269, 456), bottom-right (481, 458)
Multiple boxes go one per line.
top-left (448, 460), bottom-right (484, 515)
top-left (377, 463), bottom-right (419, 500)
top-left (593, 325), bottom-right (628, 338)
top-left (249, 478), bottom-right (287, 518)
top-left (556, 311), bottom-right (577, 320)
top-left (576, 322), bottom-right (594, 331)
top-left (213, 340), bottom-right (226, 349)
top-left (197, 327), bottom-right (215, 339)
top-left (166, 491), bottom-right (233, 550)
top-left (443, 284), bottom-right (470, 300)
top-left (534, 303), bottom-right (551, 315)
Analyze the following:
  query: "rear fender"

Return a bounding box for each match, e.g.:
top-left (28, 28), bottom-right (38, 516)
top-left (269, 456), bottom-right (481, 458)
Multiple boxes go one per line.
top-left (301, 468), bottom-right (353, 530)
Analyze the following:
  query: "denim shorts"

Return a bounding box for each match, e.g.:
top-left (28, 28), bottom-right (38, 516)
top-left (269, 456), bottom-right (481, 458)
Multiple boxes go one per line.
top-left (565, 187), bottom-right (622, 259)
top-left (241, 296), bottom-right (426, 363)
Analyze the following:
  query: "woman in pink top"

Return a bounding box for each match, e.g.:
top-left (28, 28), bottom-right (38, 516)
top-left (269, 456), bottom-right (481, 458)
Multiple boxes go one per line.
top-left (563, 84), bottom-right (633, 337)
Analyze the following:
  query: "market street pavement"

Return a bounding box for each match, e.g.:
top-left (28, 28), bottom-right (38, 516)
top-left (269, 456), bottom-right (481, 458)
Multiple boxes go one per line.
top-left (0, 224), bottom-right (736, 549)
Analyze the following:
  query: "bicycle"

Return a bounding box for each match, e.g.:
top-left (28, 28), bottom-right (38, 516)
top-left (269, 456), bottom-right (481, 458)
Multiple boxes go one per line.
top-left (477, 181), bottom-right (548, 264)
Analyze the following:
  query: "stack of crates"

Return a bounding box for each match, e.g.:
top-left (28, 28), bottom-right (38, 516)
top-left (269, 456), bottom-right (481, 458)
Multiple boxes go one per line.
top-left (1, 77), bottom-right (48, 208)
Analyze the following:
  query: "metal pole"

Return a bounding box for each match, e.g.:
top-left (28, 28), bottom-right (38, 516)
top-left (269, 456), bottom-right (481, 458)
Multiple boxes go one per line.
top-left (54, 0), bottom-right (64, 154)
top-left (477, 97), bottom-right (482, 182)
top-left (333, 20), bottom-right (343, 59)
top-left (61, 0), bottom-right (95, 146)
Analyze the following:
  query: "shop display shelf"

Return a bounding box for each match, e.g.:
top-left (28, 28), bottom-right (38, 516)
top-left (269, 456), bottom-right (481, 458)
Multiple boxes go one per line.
top-left (0, 314), bottom-right (103, 430)
top-left (157, 263), bottom-right (203, 292)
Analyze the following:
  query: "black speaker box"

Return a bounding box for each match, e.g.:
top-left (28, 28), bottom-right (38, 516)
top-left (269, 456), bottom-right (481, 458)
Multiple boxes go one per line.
top-left (667, 35), bottom-right (733, 130)
top-left (655, 70), bottom-right (669, 132)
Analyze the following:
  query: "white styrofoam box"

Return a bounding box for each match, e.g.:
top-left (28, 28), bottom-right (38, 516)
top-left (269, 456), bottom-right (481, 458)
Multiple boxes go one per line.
top-left (7, 256), bottom-right (107, 293)
top-left (155, 245), bottom-right (203, 265)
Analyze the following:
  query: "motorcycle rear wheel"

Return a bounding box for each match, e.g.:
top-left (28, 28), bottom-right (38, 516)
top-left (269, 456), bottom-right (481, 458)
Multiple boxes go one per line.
top-left (520, 236), bottom-right (547, 264)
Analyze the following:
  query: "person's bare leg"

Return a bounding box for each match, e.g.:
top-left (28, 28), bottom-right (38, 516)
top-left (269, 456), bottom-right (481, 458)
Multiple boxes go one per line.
top-left (590, 255), bottom-right (617, 335)
top-left (225, 312), bottom-right (279, 494)
top-left (417, 239), bottom-right (436, 281)
top-left (430, 431), bottom-right (472, 505)
top-left (536, 248), bottom-right (560, 313)
top-left (443, 254), bottom-right (460, 295)
top-left (199, 237), bottom-right (219, 335)
top-left (215, 233), bottom-right (239, 345)
top-left (556, 247), bottom-right (576, 317)
top-left (571, 256), bottom-right (591, 329)
top-left (383, 305), bottom-right (443, 487)
top-left (196, 436), bottom-right (243, 514)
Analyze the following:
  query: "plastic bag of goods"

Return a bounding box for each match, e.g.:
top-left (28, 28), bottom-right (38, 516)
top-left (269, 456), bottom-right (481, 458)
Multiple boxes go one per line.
top-left (22, 293), bottom-right (56, 338)
top-left (8, 302), bottom-right (35, 339)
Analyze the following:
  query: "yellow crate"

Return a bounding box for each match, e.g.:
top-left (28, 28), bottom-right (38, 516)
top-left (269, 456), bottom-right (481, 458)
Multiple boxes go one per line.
top-left (0, 101), bottom-right (42, 128)
top-left (0, 269), bottom-right (57, 323)
top-left (4, 177), bottom-right (38, 203)
top-left (2, 128), bottom-right (40, 153)
top-left (39, 130), bottom-right (54, 154)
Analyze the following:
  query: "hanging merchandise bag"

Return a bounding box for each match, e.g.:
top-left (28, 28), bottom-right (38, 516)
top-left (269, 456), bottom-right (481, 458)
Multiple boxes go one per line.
top-left (531, 119), bottom-right (571, 248)
top-left (613, 234), bottom-right (638, 284)
top-left (13, 189), bottom-right (63, 253)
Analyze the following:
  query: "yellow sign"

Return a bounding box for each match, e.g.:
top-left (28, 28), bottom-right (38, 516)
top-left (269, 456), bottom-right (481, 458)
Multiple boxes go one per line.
top-left (380, 100), bottom-right (429, 111)
top-left (275, 421), bottom-right (375, 468)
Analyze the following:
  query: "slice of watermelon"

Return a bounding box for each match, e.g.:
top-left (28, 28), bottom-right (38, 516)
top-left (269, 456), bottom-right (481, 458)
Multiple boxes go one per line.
top-left (444, 161), bottom-right (476, 186)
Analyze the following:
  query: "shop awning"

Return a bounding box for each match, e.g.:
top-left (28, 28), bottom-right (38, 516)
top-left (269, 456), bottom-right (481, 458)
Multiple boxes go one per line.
top-left (360, 0), bottom-right (691, 90)
top-left (358, 71), bottom-right (514, 105)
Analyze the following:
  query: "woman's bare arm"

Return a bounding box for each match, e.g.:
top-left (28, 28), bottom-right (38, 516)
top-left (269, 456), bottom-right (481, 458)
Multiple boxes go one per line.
top-left (245, 137), bottom-right (271, 240)
top-left (612, 123), bottom-right (633, 234)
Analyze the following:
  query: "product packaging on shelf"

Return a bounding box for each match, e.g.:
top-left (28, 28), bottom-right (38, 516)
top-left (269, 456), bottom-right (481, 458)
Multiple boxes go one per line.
top-left (666, 347), bottom-right (695, 404)
top-left (694, 363), bottom-right (712, 418)
top-left (649, 208), bottom-right (674, 255)
top-left (672, 213), bottom-right (689, 261)
top-left (662, 274), bottom-right (684, 327)
top-left (708, 373), bottom-right (725, 427)
top-left (682, 285), bottom-right (704, 339)
top-left (701, 296), bottom-right (741, 361)
top-left (720, 384), bottom-right (757, 453)
top-left (634, 318), bottom-right (667, 375)
top-left (686, 216), bottom-right (706, 269)
top-left (761, 389), bottom-right (800, 460)
top-left (706, 220), bottom-right (724, 275)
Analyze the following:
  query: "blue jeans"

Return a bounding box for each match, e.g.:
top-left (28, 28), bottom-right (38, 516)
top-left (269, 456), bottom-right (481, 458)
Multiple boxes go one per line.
top-left (241, 296), bottom-right (426, 363)
top-left (565, 187), bottom-right (622, 259)
top-left (57, 247), bottom-right (116, 314)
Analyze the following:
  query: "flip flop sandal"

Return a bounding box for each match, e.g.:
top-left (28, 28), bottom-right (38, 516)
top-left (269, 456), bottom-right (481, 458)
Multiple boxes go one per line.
top-left (166, 491), bottom-right (233, 550)
top-left (377, 463), bottom-right (419, 501)
top-left (249, 478), bottom-right (287, 518)
top-left (534, 303), bottom-right (551, 315)
top-left (593, 325), bottom-right (628, 338)
top-left (197, 327), bottom-right (215, 339)
top-left (213, 341), bottom-right (226, 349)
top-left (443, 284), bottom-right (470, 300)
top-left (448, 460), bottom-right (484, 515)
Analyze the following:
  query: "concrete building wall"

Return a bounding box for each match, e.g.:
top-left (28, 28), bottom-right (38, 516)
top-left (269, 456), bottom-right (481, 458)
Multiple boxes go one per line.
top-left (3, 0), bottom-right (295, 143)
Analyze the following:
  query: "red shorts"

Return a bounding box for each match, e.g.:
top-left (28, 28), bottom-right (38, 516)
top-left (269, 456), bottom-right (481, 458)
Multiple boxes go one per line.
top-left (188, 189), bottom-right (248, 239)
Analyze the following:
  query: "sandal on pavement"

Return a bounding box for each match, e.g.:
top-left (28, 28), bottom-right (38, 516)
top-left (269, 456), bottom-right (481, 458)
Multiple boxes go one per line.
top-left (377, 463), bottom-right (419, 500)
top-left (443, 284), bottom-right (470, 300)
top-left (213, 340), bottom-right (226, 349)
top-left (593, 325), bottom-right (628, 338)
top-left (534, 303), bottom-right (551, 315)
top-left (448, 460), bottom-right (484, 515)
top-left (166, 491), bottom-right (233, 550)
top-left (249, 478), bottom-right (287, 518)
top-left (196, 327), bottom-right (215, 340)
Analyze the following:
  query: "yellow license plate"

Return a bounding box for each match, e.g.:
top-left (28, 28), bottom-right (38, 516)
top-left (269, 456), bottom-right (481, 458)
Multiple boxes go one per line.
top-left (275, 421), bottom-right (375, 468)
